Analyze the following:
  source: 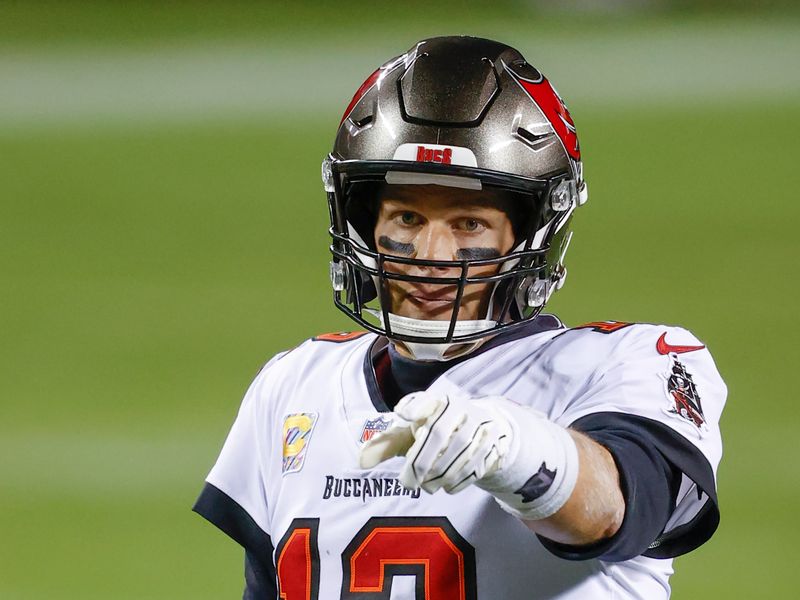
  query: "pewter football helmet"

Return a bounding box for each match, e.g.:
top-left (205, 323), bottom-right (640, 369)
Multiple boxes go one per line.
top-left (323, 36), bottom-right (587, 354)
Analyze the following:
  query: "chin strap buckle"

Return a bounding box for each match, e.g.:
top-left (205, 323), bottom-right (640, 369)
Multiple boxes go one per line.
top-left (329, 261), bottom-right (347, 292)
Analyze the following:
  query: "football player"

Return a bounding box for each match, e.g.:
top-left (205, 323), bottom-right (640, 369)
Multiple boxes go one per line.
top-left (194, 37), bottom-right (725, 599)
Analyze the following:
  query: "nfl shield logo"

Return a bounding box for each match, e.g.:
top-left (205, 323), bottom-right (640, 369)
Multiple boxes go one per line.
top-left (360, 416), bottom-right (391, 443)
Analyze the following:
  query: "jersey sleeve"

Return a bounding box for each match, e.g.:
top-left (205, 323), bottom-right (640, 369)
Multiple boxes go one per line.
top-left (557, 325), bottom-right (727, 559)
top-left (193, 359), bottom-right (279, 559)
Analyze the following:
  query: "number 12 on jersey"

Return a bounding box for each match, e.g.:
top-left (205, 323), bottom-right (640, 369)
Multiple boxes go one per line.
top-left (276, 516), bottom-right (477, 599)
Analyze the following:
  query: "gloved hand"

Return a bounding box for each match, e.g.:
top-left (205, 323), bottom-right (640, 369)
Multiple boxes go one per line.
top-left (359, 391), bottom-right (579, 520)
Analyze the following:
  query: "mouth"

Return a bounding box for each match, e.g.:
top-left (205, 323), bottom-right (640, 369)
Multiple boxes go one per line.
top-left (388, 282), bottom-right (464, 318)
top-left (407, 287), bottom-right (457, 305)
top-left (404, 290), bottom-right (459, 319)
top-left (409, 295), bottom-right (455, 307)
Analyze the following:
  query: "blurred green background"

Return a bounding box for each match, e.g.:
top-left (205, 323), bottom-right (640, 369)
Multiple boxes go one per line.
top-left (1, 1), bottom-right (798, 598)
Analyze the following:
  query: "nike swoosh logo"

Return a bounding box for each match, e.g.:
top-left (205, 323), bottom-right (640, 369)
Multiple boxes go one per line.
top-left (656, 332), bottom-right (705, 355)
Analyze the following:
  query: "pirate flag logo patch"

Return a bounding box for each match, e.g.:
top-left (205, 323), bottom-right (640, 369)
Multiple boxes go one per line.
top-left (664, 359), bottom-right (706, 429)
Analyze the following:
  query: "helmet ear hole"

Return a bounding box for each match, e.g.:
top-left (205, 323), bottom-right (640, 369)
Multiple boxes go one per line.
top-left (344, 181), bottom-right (383, 250)
top-left (353, 270), bottom-right (378, 304)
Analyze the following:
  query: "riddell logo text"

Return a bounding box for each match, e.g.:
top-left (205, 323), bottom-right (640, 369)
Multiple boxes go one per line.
top-left (416, 146), bottom-right (452, 164)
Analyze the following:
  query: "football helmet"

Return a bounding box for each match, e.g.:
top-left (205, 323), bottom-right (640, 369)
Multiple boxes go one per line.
top-left (323, 36), bottom-right (587, 360)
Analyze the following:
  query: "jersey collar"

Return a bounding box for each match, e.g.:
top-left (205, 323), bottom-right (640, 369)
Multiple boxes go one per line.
top-left (362, 314), bottom-right (565, 412)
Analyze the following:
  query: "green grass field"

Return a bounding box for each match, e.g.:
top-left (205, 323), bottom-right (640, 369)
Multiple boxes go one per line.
top-left (2, 3), bottom-right (799, 598)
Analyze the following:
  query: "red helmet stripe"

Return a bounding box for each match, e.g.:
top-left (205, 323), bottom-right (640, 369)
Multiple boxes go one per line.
top-left (340, 68), bottom-right (381, 125)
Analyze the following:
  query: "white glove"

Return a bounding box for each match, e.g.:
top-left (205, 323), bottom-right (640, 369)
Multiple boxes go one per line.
top-left (359, 391), bottom-right (579, 521)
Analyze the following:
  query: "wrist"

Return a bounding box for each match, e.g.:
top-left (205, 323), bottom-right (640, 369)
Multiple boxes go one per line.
top-left (477, 400), bottom-right (579, 521)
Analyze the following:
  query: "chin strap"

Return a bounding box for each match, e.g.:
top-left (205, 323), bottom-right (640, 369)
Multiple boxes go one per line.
top-left (375, 311), bottom-right (496, 362)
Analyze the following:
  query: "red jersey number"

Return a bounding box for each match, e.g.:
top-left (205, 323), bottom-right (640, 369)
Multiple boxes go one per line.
top-left (276, 517), bottom-right (477, 600)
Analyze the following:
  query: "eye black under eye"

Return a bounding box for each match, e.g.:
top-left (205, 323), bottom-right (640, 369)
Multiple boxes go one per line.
top-left (457, 247), bottom-right (501, 260)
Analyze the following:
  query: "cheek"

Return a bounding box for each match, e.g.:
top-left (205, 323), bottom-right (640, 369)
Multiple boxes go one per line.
top-left (465, 220), bottom-right (514, 252)
top-left (373, 220), bottom-right (387, 247)
top-left (497, 221), bottom-right (517, 253)
top-left (375, 220), bottom-right (413, 247)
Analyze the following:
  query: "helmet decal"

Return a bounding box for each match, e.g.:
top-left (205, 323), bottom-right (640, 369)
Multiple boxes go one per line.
top-left (503, 62), bottom-right (581, 162)
top-left (417, 146), bottom-right (452, 164)
top-left (392, 143), bottom-right (478, 167)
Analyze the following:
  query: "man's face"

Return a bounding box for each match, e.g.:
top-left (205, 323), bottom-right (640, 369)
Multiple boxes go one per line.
top-left (373, 184), bottom-right (516, 323)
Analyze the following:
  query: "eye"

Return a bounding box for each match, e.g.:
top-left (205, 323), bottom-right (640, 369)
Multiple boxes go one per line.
top-left (457, 217), bottom-right (485, 233)
top-left (400, 212), bottom-right (419, 226)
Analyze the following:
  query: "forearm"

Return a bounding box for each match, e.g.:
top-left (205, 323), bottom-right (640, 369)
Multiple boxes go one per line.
top-left (523, 430), bottom-right (624, 546)
top-left (361, 392), bottom-right (625, 546)
top-left (359, 391), bottom-right (681, 562)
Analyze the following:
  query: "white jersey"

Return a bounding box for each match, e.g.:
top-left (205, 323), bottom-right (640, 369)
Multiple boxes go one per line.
top-left (195, 317), bottom-right (725, 599)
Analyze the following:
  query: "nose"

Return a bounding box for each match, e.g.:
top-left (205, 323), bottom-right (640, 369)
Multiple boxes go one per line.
top-left (415, 221), bottom-right (459, 265)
